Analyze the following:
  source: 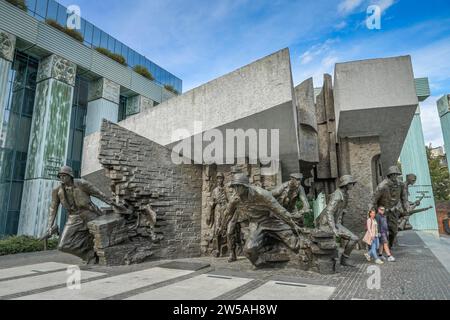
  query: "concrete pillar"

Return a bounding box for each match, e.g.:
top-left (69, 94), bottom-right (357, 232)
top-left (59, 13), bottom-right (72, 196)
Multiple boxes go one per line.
top-left (18, 54), bottom-right (77, 236)
top-left (126, 94), bottom-right (154, 117)
top-left (295, 78), bottom-right (319, 178)
top-left (85, 78), bottom-right (120, 136)
top-left (400, 107), bottom-right (438, 233)
top-left (0, 30), bottom-right (16, 235)
top-left (0, 30), bottom-right (15, 135)
top-left (437, 95), bottom-right (450, 173)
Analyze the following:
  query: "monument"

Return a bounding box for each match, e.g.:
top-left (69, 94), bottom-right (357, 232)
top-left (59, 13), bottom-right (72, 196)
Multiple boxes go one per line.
top-left (38, 49), bottom-right (424, 274)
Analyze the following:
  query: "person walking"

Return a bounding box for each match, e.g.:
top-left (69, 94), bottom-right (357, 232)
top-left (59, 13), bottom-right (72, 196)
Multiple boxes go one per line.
top-left (364, 209), bottom-right (384, 265)
top-left (376, 207), bottom-right (396, 262)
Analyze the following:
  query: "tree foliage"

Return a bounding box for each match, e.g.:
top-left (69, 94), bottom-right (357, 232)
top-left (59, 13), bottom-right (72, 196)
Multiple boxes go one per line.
top-left (427, 147), bottom-right (450, 201)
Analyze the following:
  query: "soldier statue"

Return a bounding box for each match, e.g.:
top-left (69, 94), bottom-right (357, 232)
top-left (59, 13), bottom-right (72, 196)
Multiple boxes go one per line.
top-left (206, 172), bottom-right (229, 257)
top-left (272, 173), bottom-right (311, 226)
top-left (398, 174), bottom-right (432, 231)
top-left (315, 175), bottom-right (359, 267)
top-left (225, 174), bottom-right (306, 268)
top-left (371, 166), bottom-right (410, 248)
top-left (45, 166), bottom-right (118, 264)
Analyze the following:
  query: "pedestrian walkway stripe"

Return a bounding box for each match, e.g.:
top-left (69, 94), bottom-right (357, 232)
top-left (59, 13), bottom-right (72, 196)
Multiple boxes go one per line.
top-left (14, 267), bottom-right (193, 300)
top-left (238, 281), bottom-right (336, 300)
top-left (0, 270), bottom-right (105, 298)
top-left (126, 274), bottom-right (253, 300)
top-left (0, 262), bottom-right (72, 281)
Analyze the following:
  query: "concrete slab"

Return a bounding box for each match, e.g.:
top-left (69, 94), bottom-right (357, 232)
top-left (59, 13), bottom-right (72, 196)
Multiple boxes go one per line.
top-left (0, 270), bottom-right (104, 297)
top-left (0, 262), bottom-right (70, 280)
top-left (238, 281), bottom-right (336, 300)
top-left (82, 48), bottom-right (301, 183)
top-left (15, 267), bottom-right (193, 300)
top-left (126, 274), bottom-right (252, 300)
top-left (334, 56), bottom-right (419, 171)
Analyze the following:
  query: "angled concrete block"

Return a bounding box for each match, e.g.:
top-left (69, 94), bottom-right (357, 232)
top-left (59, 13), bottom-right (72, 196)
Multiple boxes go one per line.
top-left (334, 56), bottom-right (419, 172)
top-left (83, 49), bottom-right (301, 181)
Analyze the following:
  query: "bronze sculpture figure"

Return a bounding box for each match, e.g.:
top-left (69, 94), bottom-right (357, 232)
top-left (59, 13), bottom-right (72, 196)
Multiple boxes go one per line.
top-left (225, 174), bottom-right (305, 268)
top-left (272, 173), bottom-right (311, 226)
top-left (371, 166), bottom-right (410, 248)
top-left (45, 166), bottom-right (118, 264)
top-left (315, 175), bottom-right (359, 267)
top-left (206, 172), bottom-right (229, 257)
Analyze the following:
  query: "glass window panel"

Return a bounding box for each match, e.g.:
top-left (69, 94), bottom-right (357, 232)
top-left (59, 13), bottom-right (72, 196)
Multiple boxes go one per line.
top-left (5, 211), bottom-right (20, 235)
top-left (35, 0), bottom-right (48, 19)
top-left (46, 0), bottom-right (58, 20)
top-left (26, 65), bottom-right (38, 90)
top-left (100, 31), bottom-right (108, 48)
top-left (77, 18), bottom-right (86, 38)
top-left (22, 89), bottom-right (35, 117)
top-left (0, 149), bottom-right (14, 181)
top-left (25, 0), bottom-right (37, 14)
top-left (72, 130), bottom-right (84, 161)
top-left (113, 43), bottom-right (120, 56)
top-left (10, 90), bottom-right (24, 113)
top-left (83, 21), bottom-right (93, 46)
top-left (76, 107), bottom-right (86, 130)
top-left (122, 46), bottom-right (129, 64)
top-left (108, 36), bottom-right (115, 52)
top-left (92, 27), bottom-right (101, 48)
top-left (13, 152), bottom-right (27, 181)
top-left (57, 3), bottom-right (68, 26)
top-left (78, 79), bottom-right (88, 107)
top-left (127, 50), bottom-right (134, 67)
top-left (17, 116), bottom-right (32, 152)
top-left (8, 183), bottom-right (23, 211)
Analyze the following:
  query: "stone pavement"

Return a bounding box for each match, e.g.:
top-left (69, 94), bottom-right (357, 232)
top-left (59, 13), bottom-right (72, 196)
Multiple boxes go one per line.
top-left (0, 231), bottom-right (449, 300)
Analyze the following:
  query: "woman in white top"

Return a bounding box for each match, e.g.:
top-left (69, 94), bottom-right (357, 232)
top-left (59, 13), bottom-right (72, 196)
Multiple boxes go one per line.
top-left (363, 209), bottom-right (384, 265)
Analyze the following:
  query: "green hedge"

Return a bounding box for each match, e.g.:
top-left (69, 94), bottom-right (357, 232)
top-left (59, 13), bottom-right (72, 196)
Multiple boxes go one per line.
top-left (0, 236), bottom-right (59, 256)
top-left (95, 47), bottom-right (127, 65)
top-left (133, 65), bottom-right (154, 81)
top-left (6, 0), bottom-right (28, 11)
top-left (164, 84), bottom-right (179, 95)
top-left (45, 19), bottom-right (84, 42)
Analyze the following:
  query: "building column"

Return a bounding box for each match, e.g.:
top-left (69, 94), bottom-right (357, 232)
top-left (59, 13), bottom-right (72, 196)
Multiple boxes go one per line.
top-left (0, 30), bottom-right (15, 134)
top-left (126, 94), bottom-right (154, 117)
top-left (400, 107), bottom-right (438, 233)
top-left (437, 95), bottom-right (450, 174)
top-left (85, 78), bottom-right (120, 136)
top-left (0, 30), bottom-right (16, 235)
top-left (18, 54), bottom-right (77, 236)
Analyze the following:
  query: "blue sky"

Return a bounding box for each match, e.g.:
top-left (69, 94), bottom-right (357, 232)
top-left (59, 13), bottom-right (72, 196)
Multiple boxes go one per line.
top-left (59, 0), bottom-right (450, 148)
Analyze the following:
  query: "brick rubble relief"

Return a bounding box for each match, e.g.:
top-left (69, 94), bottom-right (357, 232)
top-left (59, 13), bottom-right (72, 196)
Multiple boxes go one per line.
top-left (94, 120), bottom-right (203, 265)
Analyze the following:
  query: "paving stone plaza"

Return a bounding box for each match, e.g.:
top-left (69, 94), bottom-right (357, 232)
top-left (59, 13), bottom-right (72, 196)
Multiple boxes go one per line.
top-left (1, 231), bottom-right (449, 300)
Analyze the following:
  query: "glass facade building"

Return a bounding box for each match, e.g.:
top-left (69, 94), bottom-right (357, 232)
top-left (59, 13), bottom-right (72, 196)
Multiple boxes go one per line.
top-left (0, 51), bottom-right (38, 235)
top-left (23, 0), bottom-right (182, 93)
top-left (0, 52), bottom-right (90, 236)
top-left (0, 0), bottom-right (182, 237)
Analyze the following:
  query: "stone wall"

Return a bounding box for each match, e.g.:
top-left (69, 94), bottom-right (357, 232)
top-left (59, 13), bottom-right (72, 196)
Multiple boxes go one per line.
top-left (344, 136), bottom-right (381, 235)
top-left (98, 120), bottom-right (203, 260)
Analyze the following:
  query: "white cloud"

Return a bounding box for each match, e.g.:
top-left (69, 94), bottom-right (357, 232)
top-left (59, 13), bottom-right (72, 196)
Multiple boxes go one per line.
top-left (371, 0), bottom-right (396, 13)
top-left (335, 21), bottom-right (348, 30)
top-left (299, 39), bottom-right (337, 65)
top-left (338, 0), bottom-right (364, 15)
